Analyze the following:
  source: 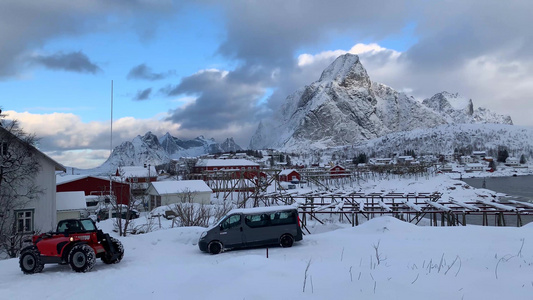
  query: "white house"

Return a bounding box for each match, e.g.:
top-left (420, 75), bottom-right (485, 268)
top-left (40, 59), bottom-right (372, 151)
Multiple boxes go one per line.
top-left (396, 156), bottom-right (414, 165)
top-left (472, 151), bottom-right (487, 159)
top-left (56, 191), bottom-right (88, 221)
top-left (465, 163), bottom-right (485, 172)
top-left (460, 156), bottom-right (474, 164)
top-left (1, 126), bottom-right (65, 234)
top-left (505, 157), bottom-right (520, 167)
top-left (443, 153), bottom-right (455, 162)
top-left (369, 158), bottom-right (393, 165)
top-left (146, 180), bottom-right (213, 209)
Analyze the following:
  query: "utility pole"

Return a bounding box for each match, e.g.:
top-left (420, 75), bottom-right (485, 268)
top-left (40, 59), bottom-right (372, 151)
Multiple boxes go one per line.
top-left (109, 80), bottom-right (114, 202)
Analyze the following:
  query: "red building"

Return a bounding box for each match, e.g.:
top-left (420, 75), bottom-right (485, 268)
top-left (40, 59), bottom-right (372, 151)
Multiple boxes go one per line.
top-left (193, 159), bottom-right (263, 180)
top-left (329, 165), bottom-right (349, 178)
top-left (116, 165), bottom-right (158, 195)
top-left (278, 169), bottom-right (301, 182)
top-left (56, 175), bottom-right (131, 205)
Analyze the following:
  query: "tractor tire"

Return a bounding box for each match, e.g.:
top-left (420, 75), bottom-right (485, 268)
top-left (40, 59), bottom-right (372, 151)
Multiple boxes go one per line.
top-left (68, 244), bottom-right (96, 273)
top-left (280, 234), bottom-right (294, 248)
top-left (101, 237), bottom-right (124, 264)
top-left (19, 246), bottom-right (44, 274)
top-left (208, 241), bottom-right (223, 255)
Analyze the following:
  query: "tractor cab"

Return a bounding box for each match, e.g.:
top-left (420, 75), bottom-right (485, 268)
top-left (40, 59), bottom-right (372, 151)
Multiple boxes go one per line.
top-left (56, 219), bottom-right (97, 234)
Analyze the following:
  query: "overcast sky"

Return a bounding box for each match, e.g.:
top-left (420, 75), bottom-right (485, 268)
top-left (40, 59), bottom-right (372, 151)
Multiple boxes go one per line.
top-left (1, 0), bottom-right (532, 168)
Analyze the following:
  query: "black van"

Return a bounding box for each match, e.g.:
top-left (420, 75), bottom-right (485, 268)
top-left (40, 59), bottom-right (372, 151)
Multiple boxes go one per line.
top-left (198, 206), bottom-right (303, 254)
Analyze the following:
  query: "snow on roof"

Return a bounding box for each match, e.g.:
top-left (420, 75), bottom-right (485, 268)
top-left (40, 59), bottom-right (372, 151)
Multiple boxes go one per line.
top-left (56, 191), bottom-right (87, 211)
top-left (150, 180), bottom-right (212, 195)
top-left (229, 205), bottom-right (298, 215)
top-left (56, 175), bottom-right (91, 185)
top-left (279, 169), bottom-right (298, 175)
top-left (56, 174), bottom-right (121, 185)
top-left (466, 163), bottom-right (485, 167)
top-left (196, 159), bottom-right (259, 167)
top-left (118, 165), bottom-right (157, 178)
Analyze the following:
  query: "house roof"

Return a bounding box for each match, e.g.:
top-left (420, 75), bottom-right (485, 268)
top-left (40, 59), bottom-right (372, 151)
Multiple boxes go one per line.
top-left (196, 159), bottom-right (259, 168)
top-left (56, 174), bottom-right (120, 185)
top-left (150, 180), bottom-right (213, 195)
top-left (279, 169), bottom-right (299, 176)
top-left (117, 165), bottom-right (157, 178)
top-left (56, 191), bottom-right (87, 211)
top-left (0, 126), bottom-right (65, 172)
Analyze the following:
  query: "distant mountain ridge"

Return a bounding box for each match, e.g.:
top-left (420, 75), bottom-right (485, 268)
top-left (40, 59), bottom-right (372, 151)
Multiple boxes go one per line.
top-left (93, 132), bottom-right (242, 173)
top-left (249, 54), bottom-right (513, 150)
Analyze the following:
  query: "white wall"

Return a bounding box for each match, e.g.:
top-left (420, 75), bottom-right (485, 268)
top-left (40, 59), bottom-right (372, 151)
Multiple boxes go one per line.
top-left (30, 156), bottom-right (58, 232)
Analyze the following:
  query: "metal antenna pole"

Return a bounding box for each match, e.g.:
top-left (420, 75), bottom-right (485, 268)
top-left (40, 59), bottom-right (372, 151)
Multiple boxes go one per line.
top-left (110, 80), bottom-right (113, 201)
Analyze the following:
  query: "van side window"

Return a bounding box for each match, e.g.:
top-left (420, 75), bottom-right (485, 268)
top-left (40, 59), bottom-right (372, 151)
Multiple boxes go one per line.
top-left (270, 211), bottom-right (296, 225)
top-left (245, 213), bottom-right (271, 228)
top-left (220, 215), bottom-right (241, 230)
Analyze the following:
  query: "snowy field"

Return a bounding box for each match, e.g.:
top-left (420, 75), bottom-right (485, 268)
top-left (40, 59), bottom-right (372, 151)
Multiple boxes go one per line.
top-left (2, 174), bottom-right (533, 299)
top-left (1, 216), bottom-right (533, 299)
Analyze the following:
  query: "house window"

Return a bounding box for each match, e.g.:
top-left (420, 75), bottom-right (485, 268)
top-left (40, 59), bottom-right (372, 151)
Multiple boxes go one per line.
top-left (132, 177), bottom-right (138, 183)
top-left (15, 209), bottom-right (34, 233)
top-left (150, 195), bottom-right (161, 209)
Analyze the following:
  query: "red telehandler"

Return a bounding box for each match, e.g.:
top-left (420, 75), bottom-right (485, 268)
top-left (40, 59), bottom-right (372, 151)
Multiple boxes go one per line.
top-left (19, 218), bottom-right (124, 274)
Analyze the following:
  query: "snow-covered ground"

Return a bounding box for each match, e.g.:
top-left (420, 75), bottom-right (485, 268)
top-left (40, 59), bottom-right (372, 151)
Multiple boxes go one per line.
top-left (1, 216), bottom-right (533, 299)
top-left (1, 174), bottom-right (532, 299)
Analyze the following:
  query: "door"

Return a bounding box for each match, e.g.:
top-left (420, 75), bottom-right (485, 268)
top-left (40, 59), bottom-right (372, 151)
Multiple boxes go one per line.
top-left (218, 214), bottom-right (244, 248)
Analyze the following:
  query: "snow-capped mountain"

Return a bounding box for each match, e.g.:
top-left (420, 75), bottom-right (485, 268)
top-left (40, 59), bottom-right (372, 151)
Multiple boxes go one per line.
top-left (94, 132), bottom-right (242, 173)
top-left (421, 92), bottom-right (513, 125)
top-left (249, 54), bottom-right (513, 150)
top-left (220, 137), bottom-right (243, 153)
top-left (339, 123), bottom-right (533, 159)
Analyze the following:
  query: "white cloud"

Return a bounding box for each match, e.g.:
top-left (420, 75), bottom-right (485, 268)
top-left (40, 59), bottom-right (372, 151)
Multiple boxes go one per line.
top-left (3, 110), bottom-right (181, 167)
top-left (295, 41), bottom-right (533, 128)
top-left (297, 43), bottom-right (399, 67)
top-left (4, 109), bottom-right (254, 168)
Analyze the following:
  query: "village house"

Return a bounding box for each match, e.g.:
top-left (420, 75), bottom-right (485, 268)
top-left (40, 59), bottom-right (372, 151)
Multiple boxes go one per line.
top-left (56, 191), bottom-right (88, 221)
top-left (56, 175), bottom-right (131, 206)
top-left (369, 158), bottom-right (393, 165)
top-left (329, 165), bottom-right (349, 178)
top-left (465, 163), bottom-right (485, 172)
top-left (278, 169), bottom-right (301, 183)
top-left (116, 165), bottom-right (157, 196)
top-left (146, 180), bottom-right (213, 210)
top-left (1, 126), bottom-right (65, 233)
top-left (396, 156), bottom-right (414, 165)
top-left (504, 157), bottom-right (520, 167)
top-left (460, 156), bottom-right (475, 164)
top-left (472, 151), bottom-right (487, 160)
top-left (192, 158), bottom-right (261, 180)
top-left (443, 153), bottom-right (455, 162)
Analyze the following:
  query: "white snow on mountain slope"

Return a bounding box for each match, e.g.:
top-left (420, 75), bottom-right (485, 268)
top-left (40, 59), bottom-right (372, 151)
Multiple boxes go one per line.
top-left (250, 53), bottom-right (513, 151)
top-left (75, 132), bottom-right (243, 175)
top-left (344, 123), bottom-right (533, 158)
top-left (422, 92), bottom-right (513, 125)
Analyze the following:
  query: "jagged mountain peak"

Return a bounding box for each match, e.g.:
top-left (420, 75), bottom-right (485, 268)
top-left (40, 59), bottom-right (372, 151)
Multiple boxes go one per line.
top-left (318, 54), bottom-right (371, 89)
top-left (250, 54), bottom-right (514, 151)
top-left (141, 131), bottom-right (161, 148)
top-left (422, 92), bottom-right (512, 125)
top-left (95, 132), bottom-right (243, 173)
top-left (423, 92), bottom-right (473, 115)
top-left (220, 137), bottom-right (243, 153)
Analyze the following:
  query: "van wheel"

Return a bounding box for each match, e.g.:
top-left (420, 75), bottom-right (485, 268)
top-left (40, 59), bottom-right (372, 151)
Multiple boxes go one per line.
top-left (280, 234), bottom-right (294, 248)
top-left (208, 241), bottom-right (223, 254)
